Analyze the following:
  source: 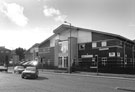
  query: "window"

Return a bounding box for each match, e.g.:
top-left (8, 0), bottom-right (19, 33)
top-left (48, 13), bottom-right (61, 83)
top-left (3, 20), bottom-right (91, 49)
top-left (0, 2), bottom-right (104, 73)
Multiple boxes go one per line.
top-left (117, 52), bottom-right (120, 57)
top-left (64, 57), bottom-right (68, 67)
top-left (109, 52), bottom-right (115, 57)
top-left (79, 44), bottom-right (85, 50)
top-left (6, 51), bottom-right (9, 53)
top-left (101, 57), bottom-right (107, 66)
top-left (92, 58), bottom-right (96, 66)
top-left (58, 57), bottom-right (62, 66)
top-left (92, 42), bottom-right (97, 48)
top-left (40, 47), bottom-right (50, 53)
top-left (36, 52), bottom-right (38, 56)
top-left (101, 41), bottom-right (107, 47)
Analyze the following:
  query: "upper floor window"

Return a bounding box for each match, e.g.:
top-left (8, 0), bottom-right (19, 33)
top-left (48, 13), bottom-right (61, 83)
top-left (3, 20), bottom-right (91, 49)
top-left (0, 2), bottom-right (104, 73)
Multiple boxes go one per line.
top-left (79, 44), bottom-right (85, 50)
top-left (101, 41), bottom-right (107, 47)
top-left (117, 52), bottom-right (120, 57)
top-left (39, 47), bottom-right (50, 53)
top-left (92, 42), bottom-right (97, 48)
top-left (6, 51), bottom-right (9, 53)
top-left (109, 52), bottom-right (115, 57)
top-left (1, 51), bottom-right (4, 53)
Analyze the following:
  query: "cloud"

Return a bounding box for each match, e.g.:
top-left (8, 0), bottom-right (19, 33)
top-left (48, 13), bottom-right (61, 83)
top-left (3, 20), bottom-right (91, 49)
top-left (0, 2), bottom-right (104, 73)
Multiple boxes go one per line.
top-left (0, 1), bottom-right (28, 27)
top-left (43, 6), bottom-right (60, 16)
top-left (54, 15), bottom-right (67, 22)
top-left (43, 5), bottom-right (67, 22)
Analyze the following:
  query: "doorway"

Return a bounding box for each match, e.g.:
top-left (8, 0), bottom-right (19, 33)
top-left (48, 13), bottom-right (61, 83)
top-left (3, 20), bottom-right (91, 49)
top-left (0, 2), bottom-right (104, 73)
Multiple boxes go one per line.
top-left (58, 56), bottom-right (68, 68)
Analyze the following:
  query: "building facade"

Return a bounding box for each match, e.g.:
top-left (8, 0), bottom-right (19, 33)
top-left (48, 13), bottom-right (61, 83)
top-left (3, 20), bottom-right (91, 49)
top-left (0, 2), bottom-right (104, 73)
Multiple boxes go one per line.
top-left (37, 24), bottom-right (135, 72)
top-left (25, 43), bottom-right (39, 62)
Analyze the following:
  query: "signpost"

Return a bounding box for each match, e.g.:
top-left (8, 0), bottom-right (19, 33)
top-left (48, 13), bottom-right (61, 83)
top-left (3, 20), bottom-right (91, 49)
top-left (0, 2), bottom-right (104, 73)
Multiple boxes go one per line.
top-left (95, 55), bottom-right (99, 75)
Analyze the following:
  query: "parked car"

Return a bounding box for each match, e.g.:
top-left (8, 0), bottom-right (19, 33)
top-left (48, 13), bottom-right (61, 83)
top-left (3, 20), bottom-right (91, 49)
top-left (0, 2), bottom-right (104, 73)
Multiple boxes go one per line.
top-left (0, 66), bottom-right (8, 72)
top-left (14, 66), bottom-right (25, 74)
top-left (21, 66), bottom-right (38, 79)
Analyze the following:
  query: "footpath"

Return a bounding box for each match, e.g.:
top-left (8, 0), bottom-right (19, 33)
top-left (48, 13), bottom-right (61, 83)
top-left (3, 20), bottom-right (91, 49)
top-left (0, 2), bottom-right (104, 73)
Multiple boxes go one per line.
top-left (8, 67), bottom-right (135, 80)
top-left (38, 69), bottom-right (135, 80)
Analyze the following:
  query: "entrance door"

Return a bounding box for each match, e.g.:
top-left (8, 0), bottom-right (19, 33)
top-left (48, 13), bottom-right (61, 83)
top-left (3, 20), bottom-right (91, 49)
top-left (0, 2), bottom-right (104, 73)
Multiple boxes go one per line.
top-left (58, 56), bottom-right (68, 68)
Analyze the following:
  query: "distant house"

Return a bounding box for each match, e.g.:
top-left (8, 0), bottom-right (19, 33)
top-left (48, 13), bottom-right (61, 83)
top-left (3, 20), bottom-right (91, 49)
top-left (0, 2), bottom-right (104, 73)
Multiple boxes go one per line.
top-left (0, 47), bottom-right (11, 66)
top-left (38, 35), bottom-right (56, 68)
top-left (10, 50), bottom-right (19, 65)
top-left (37, 24), bottom-right (135, 72)
top-left (25, 43), bottom-right (39, 61)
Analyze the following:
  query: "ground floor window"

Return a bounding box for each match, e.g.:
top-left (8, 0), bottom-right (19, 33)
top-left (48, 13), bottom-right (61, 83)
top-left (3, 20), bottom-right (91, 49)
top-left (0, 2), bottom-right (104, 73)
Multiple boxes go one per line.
top-left (64, 57), bottom-right (68, 67)
top-left (58, 57), bottom-right (62, 67)
top-left (101, 57), bottom-right (107, 66)
top-left (58, 56), bottom-right (68, 68)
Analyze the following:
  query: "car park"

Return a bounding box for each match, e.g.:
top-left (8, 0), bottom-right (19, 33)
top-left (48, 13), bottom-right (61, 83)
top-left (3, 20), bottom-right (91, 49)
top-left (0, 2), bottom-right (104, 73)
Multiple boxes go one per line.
top-left (14, 66), bottom-right (25, 74)
top-left (21, 66), bottom-right (38, 79)
top-left (0, 66), bottom-right (8, 72)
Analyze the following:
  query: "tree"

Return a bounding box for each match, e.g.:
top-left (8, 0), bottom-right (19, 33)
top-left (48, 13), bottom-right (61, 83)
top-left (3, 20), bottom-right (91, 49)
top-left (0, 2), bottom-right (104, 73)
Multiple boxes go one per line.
top-left (15, 47), bottom-right (26, 61)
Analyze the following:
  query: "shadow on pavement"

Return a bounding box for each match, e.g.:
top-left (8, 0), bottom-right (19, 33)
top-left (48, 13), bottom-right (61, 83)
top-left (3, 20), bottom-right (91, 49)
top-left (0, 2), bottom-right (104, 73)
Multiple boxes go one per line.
top-left (36, 76), bottom-right (49, 80)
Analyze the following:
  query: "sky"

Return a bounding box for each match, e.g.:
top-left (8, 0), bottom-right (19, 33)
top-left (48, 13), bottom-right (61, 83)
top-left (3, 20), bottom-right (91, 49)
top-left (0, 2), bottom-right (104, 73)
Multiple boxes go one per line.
top-left (0, 0), bottom-right (135, 50)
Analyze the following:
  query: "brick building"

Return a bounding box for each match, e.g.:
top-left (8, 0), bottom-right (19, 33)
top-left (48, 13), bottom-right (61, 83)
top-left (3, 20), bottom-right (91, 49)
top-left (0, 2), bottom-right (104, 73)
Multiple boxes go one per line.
top-left (25, 43), bottom-right (39, 61)
top-left (37, 24), bottom-right (135, 72)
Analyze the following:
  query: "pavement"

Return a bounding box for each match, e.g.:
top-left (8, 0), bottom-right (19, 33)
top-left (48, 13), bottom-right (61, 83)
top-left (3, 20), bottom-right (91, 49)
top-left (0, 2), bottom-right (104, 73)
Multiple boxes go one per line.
top-left (38, 68), bottom-right (135, 80)
top-left (8, 67), bottom-right (135, 80)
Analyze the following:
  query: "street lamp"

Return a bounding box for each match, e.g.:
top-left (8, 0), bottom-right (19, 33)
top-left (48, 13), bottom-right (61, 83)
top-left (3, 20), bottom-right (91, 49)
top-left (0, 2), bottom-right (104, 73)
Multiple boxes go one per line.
top-left (64, 21), bottom-right (72, 73)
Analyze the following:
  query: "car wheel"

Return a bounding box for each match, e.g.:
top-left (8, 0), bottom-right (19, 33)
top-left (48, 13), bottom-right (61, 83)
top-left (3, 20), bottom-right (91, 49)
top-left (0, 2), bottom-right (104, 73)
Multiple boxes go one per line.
top-left (21, 75), bottom-right (24, 79)
top-left (36, 75), bottom-right (38, 79)
top-left (34, 75), bottom-right (38, 79)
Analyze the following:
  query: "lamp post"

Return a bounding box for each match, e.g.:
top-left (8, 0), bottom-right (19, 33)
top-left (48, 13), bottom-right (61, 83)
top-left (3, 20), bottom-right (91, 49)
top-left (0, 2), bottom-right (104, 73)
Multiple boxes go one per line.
top-left (64, 21), bottom-right (72, 73)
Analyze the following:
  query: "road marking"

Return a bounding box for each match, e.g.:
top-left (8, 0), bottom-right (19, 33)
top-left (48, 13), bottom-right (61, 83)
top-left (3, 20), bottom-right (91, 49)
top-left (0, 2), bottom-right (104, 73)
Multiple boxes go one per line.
top-left (115, 87), bottom-right (135, 92)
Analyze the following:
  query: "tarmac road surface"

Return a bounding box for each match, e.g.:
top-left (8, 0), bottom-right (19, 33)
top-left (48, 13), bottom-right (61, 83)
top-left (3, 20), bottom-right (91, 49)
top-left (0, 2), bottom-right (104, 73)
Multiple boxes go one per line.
top-left (0, 70), bottom-right (135, 92)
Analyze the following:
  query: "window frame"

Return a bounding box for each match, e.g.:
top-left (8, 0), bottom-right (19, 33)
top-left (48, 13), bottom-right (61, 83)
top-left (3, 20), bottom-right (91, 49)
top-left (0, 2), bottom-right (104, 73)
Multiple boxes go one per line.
top-left (92, 42), bottom-right (97, 48)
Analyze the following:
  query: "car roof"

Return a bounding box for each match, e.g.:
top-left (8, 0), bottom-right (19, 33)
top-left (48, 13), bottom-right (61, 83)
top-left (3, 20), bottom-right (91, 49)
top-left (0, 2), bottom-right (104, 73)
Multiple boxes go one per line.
top-left (16, 66), bottom-right (23, 67)
top-left (26, 66), bottom-right (36, 69)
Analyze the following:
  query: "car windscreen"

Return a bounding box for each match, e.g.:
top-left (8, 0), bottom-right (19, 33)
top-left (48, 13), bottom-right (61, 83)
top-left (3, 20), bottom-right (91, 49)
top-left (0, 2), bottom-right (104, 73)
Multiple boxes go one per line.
top-left (25, 67), bottom-right (36, 71)
top-left (17, 66), bottom-right (24, 69)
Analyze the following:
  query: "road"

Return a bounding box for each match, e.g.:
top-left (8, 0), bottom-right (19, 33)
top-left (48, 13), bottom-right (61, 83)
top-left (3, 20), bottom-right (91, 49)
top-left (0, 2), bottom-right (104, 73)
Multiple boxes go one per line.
top-left (0, 71), bottom-right (135, 92)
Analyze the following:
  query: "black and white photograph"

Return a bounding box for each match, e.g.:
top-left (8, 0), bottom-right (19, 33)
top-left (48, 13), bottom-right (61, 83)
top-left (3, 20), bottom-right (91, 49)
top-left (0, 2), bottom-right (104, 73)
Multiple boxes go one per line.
top-left (0, 0), bottom-right (135, 92)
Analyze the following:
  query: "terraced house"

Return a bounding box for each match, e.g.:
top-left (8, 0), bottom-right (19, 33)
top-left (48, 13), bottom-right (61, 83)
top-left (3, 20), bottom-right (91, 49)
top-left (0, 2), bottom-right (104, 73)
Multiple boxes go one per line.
top-left (36, 24), bottom-right (135, 73)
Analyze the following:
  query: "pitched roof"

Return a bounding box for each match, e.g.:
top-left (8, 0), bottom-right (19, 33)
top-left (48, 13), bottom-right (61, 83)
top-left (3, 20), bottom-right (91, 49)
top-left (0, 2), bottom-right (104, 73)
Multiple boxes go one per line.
top-left (40, 24), bottom-right (135, 46)
top-left (53, 24), bottom-right (134, 43)
top-left (26, 43), bottom-right (40, 52)
top-left (0, 46), bottom-right (11, 51)
top-left (38, 34), bottom-right (56, 47)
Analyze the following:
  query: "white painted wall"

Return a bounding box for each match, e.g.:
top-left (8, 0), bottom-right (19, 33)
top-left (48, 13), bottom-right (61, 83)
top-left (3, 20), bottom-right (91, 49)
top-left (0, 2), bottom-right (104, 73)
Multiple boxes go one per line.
top-left (50, 28), bottom-right (92, 47)
top-left (50, 35), bottom-right (59, 47)
top-left (59, 29), bottom-right (69, 40)
top-left (78, 30), bottom-right (92, 43)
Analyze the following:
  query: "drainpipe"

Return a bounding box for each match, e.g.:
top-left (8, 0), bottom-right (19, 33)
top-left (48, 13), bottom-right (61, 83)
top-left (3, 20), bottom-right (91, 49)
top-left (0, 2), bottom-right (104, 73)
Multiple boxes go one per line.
top-left (123, 41), bottom-right (126, 68)
top-left (133, 45), bottom-right (134, 69)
